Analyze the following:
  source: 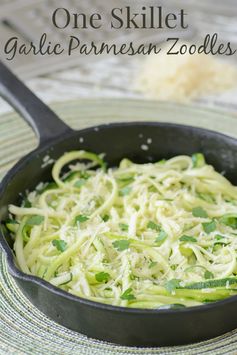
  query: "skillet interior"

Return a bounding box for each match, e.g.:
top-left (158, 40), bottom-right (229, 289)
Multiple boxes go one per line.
top-left (2, 121), bottom-right (237, 220)
top-left (1, 121), bottom-right (237, 346)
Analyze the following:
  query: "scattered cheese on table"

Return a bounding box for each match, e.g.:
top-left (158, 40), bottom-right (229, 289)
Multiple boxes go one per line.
top-left (135, 45), bottom-right (237, 102)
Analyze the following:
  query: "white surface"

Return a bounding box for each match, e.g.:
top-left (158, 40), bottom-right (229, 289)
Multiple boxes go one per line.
top-left (0, 55), bottom-right (237, 117)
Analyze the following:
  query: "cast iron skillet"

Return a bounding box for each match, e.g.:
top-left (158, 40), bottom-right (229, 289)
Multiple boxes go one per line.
top-left (1, 61), bottom-right (237, 347)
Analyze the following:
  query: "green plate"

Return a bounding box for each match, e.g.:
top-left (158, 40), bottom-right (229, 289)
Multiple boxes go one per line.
top-left (1, 99), bottom-right (237, 354)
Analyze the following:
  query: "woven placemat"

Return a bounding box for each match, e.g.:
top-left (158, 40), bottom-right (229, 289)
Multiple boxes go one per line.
top-left (1, 99), bottom-right (237, 355)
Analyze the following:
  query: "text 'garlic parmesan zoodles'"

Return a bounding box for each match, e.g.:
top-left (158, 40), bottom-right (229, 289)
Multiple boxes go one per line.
top-left (6, 151), bottom-right (237, 309)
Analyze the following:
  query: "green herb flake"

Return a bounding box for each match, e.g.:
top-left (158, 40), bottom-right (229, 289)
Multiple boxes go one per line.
top-left (120, 287), bottom-right (136, 300)
top-left (26, 215), bottom-right (44, 226)
top-left (80, 171), bottom-right (90, 180)
top-left (112, 239), bottom-right (130, 251)
top-left (119, 186), bottom-right (132, 196)
top-left (74, 179), bottom-right (87, 188)
top-left (197, 193), bottom-right (214, 203)
top-left (119, 223), bottom-right (129, 232)
top-left (214, 241), bottom-right (227, 247)
top-left (192, 153), bottom-right (205, 168)
top-left (147, 221), bottom-right (160, 231)
top-left (165, 279), bottom-right (181, 293)
top-left (204, 271), bottom-right (214, 280)
top-left (75, 215), bottom-right (89, 224)
top-left (5, 218), bottom-right (19, 225)
top-left (95, 272), bottom-right (110, 283)
top-left (155, 230), bottom-right (167, 246)
top-left (202, 220), bottom-right (216, 234)
top-left (22, 198), bottom-right (32, 208)
top-left (52, 239), bottom-right (67, 252)
top-left (171, 264), bottom-right (178, 271)
top-left (102, 214), bottom-right (110, 222)
top-left (149, 261), bottom-right (157, 269)
top-left (219, 214), bottom-right (237, 229)
top-left (179, 235), bottom-right (197, 243)
top-left (192, 206), bottom-right (208, 218)
top-left (215, 234), bottom-right (225, 241)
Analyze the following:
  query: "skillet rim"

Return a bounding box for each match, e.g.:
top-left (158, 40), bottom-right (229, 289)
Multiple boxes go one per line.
top-left (1, 120), bottom-right (237, 315)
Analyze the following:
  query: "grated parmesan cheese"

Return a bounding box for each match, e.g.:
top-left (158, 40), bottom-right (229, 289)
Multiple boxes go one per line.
top-left (135, 45), bottom-right (237, 102)
top-left (9, 151), bottom-right (237, 308)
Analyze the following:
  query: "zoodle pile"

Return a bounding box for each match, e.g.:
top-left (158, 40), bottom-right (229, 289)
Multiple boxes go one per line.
top-left (6, 151), bottom-right (237, 309)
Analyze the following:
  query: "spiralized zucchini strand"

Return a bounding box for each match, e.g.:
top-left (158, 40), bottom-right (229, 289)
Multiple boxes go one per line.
top-left (7, 151), bottom-right (237, 309)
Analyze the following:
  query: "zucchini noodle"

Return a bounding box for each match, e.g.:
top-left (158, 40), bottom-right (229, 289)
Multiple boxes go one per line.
top-left (6, 150), bottom-right (237, 309)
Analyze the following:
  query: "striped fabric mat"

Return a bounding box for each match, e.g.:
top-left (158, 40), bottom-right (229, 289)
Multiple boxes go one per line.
top-left (1, 99), bottom-right (237, 354)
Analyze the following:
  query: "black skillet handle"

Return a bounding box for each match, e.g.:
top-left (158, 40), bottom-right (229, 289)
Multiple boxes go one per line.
top-left (0, 61), bottom-right (73, 147)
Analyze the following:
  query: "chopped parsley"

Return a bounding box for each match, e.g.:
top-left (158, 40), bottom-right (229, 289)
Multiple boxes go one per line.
top-left (179, 235), bottom-right (197, 243)
top-left (52, 239), bottom-right (67, 252)
top-left (170, 264), bottom-right (178, 271)
top-left (5, 218), bottom-right (18, 225)
top-left (26, 215), bottom-right (44, 226)
top-left (102, 214), bottom-right (110, 222)
top-left (112, 239), bottom-right (130, 251)
top-left (215, 234), bottom-right (225, 241)
top-left (192, 206), bottom-right (208, 218)
top-left (95, 272), bottom-right (110, 283)
top-left (197, 192), bottom-right (215, 203)
top-left (202, 220), bottom-right (216, 234)
top-left (75, 215), bottom-right (89, 224)
top-left (120, 288), bottom-right (136, 300)
top-left (165, 279), bottom-right (180, 293)
top-left (219, 214), bottom-right (237, 229)
top-left (119, 223), bottom-right (129, 232)
top-left (80, 171), bottom-right (90, 180)
top-left (155, 230), bottom-right (167, 246)
top-left (147, 221), bottom-right (160, 231)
